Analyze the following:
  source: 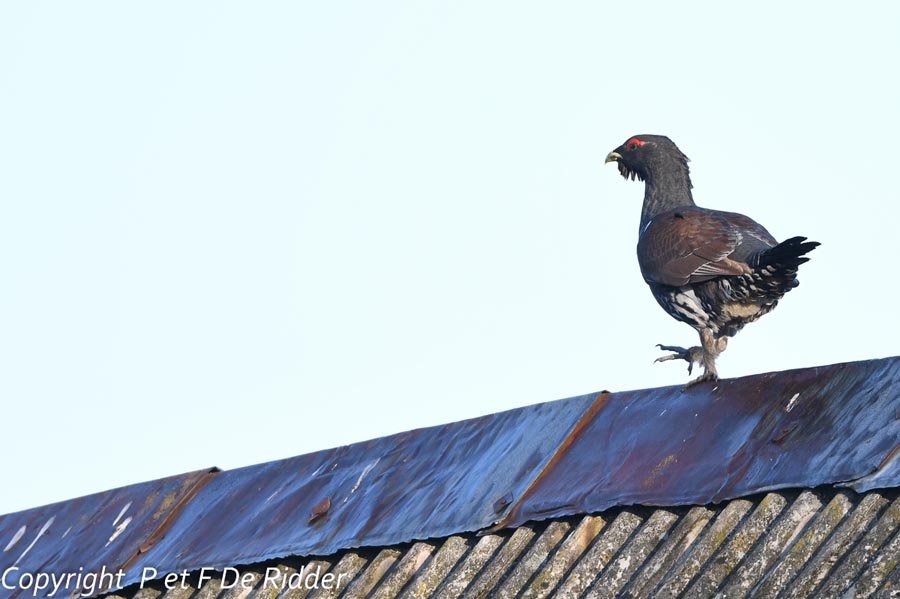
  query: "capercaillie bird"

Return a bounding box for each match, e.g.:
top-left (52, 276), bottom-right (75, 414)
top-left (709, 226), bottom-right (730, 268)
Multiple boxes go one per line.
top-left (605, 134), bottom-right (819, 387)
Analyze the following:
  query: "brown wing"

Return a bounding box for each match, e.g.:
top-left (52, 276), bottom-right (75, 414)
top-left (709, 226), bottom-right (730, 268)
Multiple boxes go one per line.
top-left (637, 207), bottom-right (774, 287)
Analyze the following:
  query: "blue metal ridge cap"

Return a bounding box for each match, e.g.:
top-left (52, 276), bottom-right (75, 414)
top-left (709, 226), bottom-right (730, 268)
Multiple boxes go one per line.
top-left (0, 468), bottom-right (216, 596)
top-left (495, 356), bottom-right (900, 529)
top-left (124, 391), bottom-right (596, 580)
top-left (0, 390), bottom-right (595, 594)
top-left (1, 356), bottom-right (898, 597)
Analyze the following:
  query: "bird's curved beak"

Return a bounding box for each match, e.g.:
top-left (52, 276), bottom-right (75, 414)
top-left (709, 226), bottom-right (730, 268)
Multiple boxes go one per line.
top-left (605, 151), bottom-right (622, 164)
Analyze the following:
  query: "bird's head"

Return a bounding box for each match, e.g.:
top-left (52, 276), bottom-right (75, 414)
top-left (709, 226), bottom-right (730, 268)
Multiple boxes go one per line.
top-left (605, 134), bottom-right (690, 184)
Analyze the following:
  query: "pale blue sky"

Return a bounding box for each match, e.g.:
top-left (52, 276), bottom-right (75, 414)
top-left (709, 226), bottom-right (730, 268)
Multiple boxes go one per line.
top-left (1, 2), bottom-right (897, 515)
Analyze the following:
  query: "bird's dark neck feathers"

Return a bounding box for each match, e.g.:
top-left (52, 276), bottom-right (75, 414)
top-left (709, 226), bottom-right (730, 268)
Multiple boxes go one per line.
top-left (639, 154), bottom-right (695, 233)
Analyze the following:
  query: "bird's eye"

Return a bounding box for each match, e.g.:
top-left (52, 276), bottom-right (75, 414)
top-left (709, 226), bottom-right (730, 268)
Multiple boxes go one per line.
top-left (625, 137), bottom-right (645, 151)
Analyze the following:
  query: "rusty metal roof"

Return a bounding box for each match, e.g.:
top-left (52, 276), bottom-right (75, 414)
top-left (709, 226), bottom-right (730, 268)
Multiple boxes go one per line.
top-left (98, 486), bottom-right (900, 599)
top-left (1, 356), bottom-right (898, 598)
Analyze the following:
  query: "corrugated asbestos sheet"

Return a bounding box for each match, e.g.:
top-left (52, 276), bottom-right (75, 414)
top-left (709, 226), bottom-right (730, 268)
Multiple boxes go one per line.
top-left (1, 356), bottom-right (899, 599)
top-left (99, 487), bottom-right (900, 599)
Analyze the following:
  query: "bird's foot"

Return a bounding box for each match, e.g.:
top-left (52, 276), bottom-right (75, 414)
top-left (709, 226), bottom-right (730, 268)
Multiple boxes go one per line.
top-left (683, 370), bottom-right (719, 389)
top-left (654, 344), bottom-right (705, 375)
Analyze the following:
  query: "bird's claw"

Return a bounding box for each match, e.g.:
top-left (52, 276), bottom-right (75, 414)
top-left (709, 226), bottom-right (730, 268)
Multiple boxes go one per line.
top-left (655, 343), bottom-right (720, 389)
top-left (654, 344), bottom-right (703, 375)
top-left (683, 371), bottom-right (719, 389)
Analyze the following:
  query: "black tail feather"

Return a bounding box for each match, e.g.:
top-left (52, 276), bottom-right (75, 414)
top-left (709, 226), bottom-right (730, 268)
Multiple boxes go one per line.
top-left (755, 236), bottom-right (820, 269)
top-left (750, 236), bottom-right (820, 296)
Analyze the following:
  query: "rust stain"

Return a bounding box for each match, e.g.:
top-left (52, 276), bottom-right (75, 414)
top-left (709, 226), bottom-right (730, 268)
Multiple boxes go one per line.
top-left (151, 491), bottom-right (176, 521)
top-left (309, 497), bottom-right (332, 524)
top-left (141, 490), bottom-right (160, 520)
top-left (487, 391), bottom-right (612, 532)
top-left (643, 454), bottom-right (678, 489)
top-left (773, 421), bottom-right (799, 444)
top-left (875, 441), bottom-right (900, 472)
top-left (121, 468), bottom-right (219, 567)
top-left (493, 493), bottom-right (513, 514)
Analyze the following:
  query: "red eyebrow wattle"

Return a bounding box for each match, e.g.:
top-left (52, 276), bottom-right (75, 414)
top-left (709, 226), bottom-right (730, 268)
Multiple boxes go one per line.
top-left (626, 137), bottom-right (646, 147)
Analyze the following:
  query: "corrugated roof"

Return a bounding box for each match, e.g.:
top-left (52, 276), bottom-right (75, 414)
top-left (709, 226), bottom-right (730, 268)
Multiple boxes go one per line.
top-left (97, 487), bottom-right (900, 599)
top-left (1, 356), bottom-right (899, 598)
